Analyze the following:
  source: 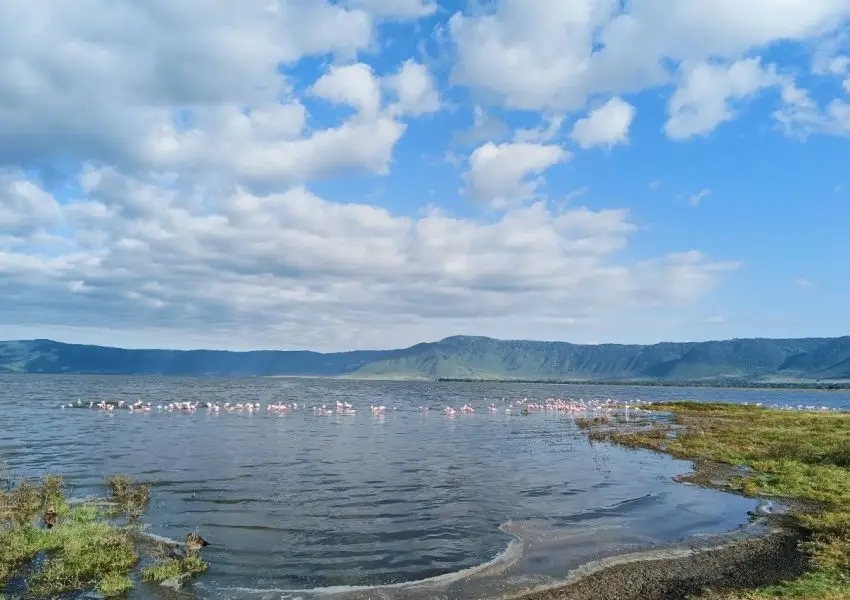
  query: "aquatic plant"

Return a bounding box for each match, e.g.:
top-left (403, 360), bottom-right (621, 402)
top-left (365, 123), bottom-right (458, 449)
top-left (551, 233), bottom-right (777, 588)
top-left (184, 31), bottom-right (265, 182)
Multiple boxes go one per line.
top-left (141, 555), bottom-right (208, 583)
top-left (580, 402), bottom-right (850, 599)
top-left (105, 474), bottom-right (151, 519)
top-left (0, 474), bottom-right (208, 597)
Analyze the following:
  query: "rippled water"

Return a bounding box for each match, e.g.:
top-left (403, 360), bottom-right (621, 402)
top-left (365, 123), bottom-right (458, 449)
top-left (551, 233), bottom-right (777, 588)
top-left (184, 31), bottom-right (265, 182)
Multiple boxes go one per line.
top-left (2, 376), bottom-right (848, 599)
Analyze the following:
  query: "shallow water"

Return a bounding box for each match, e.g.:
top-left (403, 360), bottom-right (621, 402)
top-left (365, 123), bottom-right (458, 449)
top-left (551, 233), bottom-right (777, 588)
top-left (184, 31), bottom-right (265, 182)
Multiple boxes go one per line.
top-left (2, 376), bottom-right (848, 598)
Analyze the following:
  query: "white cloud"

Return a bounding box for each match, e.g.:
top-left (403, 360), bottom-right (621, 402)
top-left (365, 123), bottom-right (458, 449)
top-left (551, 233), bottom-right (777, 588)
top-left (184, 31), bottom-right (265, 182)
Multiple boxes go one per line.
top-left (0, 0), bottom-right (758, 350)
top-left (0, 171), bottom-right (63, 236)
top-left (384, 60), bottom-right (441, 117)
top-left (794, 277), bottom-right (815, 288)
top-left (688, 189), bottom-right (712, 206)
top-left (139, 105), bottom-right (407, 187)
top-left (0, 1), bottom-right (380, 173)
top-left (449, 0), bottom-right (850, 112)
top-left (310, 63), bottom-right (383, 118)
top-left (570, 97), bottom-right (636, 148)
top-left (463, 142), bottom-right (568, 209)
top-left (665, 59), bottom-right (779, 140)
top-left (773, 81), bottom-right (850, 137)
top-left (346, 0), bottom-right (437, 20)
top-left (514, 115), bottom-right (565, 144)
top-left (453, 106), bottom-right (509, 146)
top-left (0, 170), bottom-right (738, 350)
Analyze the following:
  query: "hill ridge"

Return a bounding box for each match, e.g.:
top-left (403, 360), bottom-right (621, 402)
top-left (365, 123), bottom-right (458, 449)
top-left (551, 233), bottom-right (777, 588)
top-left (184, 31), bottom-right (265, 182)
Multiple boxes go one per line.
top-left (2, 335), bottom-right (850, 381)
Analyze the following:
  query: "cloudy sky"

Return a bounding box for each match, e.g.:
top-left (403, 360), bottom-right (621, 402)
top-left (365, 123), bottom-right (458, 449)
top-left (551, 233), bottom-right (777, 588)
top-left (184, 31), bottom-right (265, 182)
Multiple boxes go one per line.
top-left (1, 0), bottom-right (849, 351)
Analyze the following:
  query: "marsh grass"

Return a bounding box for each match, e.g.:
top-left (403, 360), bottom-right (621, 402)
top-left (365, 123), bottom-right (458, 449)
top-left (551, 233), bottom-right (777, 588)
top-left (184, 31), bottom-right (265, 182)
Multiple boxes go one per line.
top-left (579, 402), bottom-right (850, 598)
top-left (140, 555), bottom-right (208, 583)
top-left (576, 415), bottom-right (612, 429)
top-left (0, 474), bottom-right (207, 598)
top-left (105, 475), bottom-right (151, 519)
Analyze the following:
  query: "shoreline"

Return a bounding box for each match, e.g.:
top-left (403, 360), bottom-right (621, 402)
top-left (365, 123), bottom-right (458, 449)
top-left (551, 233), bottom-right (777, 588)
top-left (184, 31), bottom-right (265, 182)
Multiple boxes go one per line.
top-left (507, 402), bottom-right (848, 600)
top-left (507, 525), bottom-right (808, 600)
top-left (500, 459), bottom-right (811, 600)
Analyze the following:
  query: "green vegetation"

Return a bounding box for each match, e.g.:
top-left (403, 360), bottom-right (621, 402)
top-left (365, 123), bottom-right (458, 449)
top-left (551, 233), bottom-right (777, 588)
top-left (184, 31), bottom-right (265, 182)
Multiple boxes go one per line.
top-left (0, 474), bottom-right (208, 598)
top-left (4, 335), bottom-right (850, 381)
top-left (141, 555), bottom-right (208, 583)
top-left (105, 474), bottom-right (151, 519)
top-left (700, 572), bottom-right (849, 599)
top-left (580, 402), bottom-right (850, 598)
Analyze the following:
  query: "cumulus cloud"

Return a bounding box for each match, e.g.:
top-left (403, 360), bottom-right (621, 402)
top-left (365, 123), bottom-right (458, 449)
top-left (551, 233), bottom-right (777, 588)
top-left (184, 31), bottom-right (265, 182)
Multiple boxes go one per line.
top-left (310, 63), bottom-right (383, 118)
top-left (345, 0), bottom-right (437, 20)
top-left (462, 142), bottom-right (568, 209)
top-left (665, 59), bottom-right (779, 140)
top-left (0, 171), bottom-right (63, 236)
top-left (0, 168), bottom-right (739, 350)
top-left (0, 1), bottom-right (382, 172)
top-left (384, 60), bottom-right (441, 117)
top-left (0, 0), bottom-right (753, 350)
top-left (449, 0), bottom-right (850, 111)
top-left (571, 97), bottom-right (635, 148)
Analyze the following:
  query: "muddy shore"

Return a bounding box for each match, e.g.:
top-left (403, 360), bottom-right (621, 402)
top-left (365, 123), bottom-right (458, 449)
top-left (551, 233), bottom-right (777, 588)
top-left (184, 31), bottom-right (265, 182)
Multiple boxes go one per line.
top-left (511, 525), bottom-right (808, 600)
top-left (508, 458), bottom-right (814, 600)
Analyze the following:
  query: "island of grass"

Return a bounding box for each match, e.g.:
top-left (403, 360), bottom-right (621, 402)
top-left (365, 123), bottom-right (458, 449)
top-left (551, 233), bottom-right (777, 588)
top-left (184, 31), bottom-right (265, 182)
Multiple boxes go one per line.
top-left (0, 474), bottom-right (209, 598)
top-left (563, 402), bottom-right (848, 600)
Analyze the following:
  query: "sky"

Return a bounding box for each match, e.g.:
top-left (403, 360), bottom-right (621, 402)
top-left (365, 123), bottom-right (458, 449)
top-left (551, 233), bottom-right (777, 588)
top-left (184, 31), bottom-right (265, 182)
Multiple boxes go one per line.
top-left (1, 0), bottom-right (849, 352)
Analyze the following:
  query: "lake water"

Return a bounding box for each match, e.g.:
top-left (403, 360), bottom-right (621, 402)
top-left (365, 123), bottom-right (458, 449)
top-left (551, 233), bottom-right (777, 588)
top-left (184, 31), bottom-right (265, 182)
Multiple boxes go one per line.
top-left (2, 376), bottom-right (849, 599)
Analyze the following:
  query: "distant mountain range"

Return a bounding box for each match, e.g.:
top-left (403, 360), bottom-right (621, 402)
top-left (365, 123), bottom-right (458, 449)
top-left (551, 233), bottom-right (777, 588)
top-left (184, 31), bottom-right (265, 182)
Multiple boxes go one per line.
top-left (2, 335), bottom-right (850, 383)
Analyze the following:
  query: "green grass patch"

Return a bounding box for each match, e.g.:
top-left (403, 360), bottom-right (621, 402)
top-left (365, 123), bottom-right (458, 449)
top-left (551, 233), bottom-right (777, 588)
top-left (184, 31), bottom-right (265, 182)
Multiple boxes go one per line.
top-left (141, 555), bottom-right (208, 583)
top-left (578, 402), bottom-right (850, 599)
top-left (701, 571), bottom-right (850, 598)
top-left (0, 474), bottom-right (208, 597)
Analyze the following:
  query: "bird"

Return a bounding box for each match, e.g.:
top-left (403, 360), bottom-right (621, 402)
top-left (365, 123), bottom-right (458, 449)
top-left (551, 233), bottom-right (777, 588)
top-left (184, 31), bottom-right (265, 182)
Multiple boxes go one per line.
top-left (43, 505), bottom-right (58, 529)
top-left (185, 532), bottom-right (210, 555)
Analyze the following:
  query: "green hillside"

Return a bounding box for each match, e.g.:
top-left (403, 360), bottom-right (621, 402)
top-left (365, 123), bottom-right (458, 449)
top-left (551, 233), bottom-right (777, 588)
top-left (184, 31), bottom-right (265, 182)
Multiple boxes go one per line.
top-left (1, 335), bottom-right (850, 382)
top-left (350, 335), bottom-right (850, 381)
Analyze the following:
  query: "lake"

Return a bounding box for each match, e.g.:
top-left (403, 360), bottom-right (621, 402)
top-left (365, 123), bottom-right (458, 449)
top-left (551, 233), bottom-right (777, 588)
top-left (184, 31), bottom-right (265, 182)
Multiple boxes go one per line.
top-left (2, 376), bottom-right (849, 599)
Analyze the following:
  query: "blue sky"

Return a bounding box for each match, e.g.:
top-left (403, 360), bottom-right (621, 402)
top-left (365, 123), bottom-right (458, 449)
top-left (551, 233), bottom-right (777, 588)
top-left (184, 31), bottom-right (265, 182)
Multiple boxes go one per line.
top-left (0, 0), bottom-right (849, 351)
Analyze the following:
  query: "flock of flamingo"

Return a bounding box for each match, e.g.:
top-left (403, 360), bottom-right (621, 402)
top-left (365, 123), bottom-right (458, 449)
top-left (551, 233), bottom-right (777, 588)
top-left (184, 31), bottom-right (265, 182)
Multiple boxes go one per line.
top-left (58, 397), bottom-right (658, 416)
top-left (58, 397), bottom-right (839, 416)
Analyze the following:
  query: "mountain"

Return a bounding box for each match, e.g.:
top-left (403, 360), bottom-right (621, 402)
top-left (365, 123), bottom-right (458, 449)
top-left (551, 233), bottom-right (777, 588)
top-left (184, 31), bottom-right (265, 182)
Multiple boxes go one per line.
top-left (1, 335), bottom-right (850, 381)
top-left (0, 339), bottom-right (400, 377)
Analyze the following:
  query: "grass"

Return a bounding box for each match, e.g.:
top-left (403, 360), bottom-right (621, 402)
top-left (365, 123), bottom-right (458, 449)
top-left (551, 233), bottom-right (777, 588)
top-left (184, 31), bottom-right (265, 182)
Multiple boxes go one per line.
top-left (141, 555), bottom-right (208, 583)
top-left (579, 402), bottom-right (850, 598)
top-left (0, 474), bottom-right (208, 598)
top-left (105, 474), bottom-right (151, 519)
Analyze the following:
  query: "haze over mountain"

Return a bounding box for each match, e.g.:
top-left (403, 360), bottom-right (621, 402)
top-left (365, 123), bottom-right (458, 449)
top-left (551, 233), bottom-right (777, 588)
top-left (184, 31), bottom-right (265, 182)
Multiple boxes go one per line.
top-left (3, 336), bottom-right (850, 382)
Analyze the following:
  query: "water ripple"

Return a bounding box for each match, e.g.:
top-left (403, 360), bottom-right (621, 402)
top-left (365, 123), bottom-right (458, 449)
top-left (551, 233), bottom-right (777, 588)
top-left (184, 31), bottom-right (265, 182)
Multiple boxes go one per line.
top-left (2, 374), bottom-right (846, 596)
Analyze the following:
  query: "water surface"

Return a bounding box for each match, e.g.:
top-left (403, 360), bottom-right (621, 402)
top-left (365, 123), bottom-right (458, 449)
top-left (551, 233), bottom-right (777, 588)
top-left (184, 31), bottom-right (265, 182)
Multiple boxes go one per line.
top-left (2, 376), bottom-right (847, 598)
